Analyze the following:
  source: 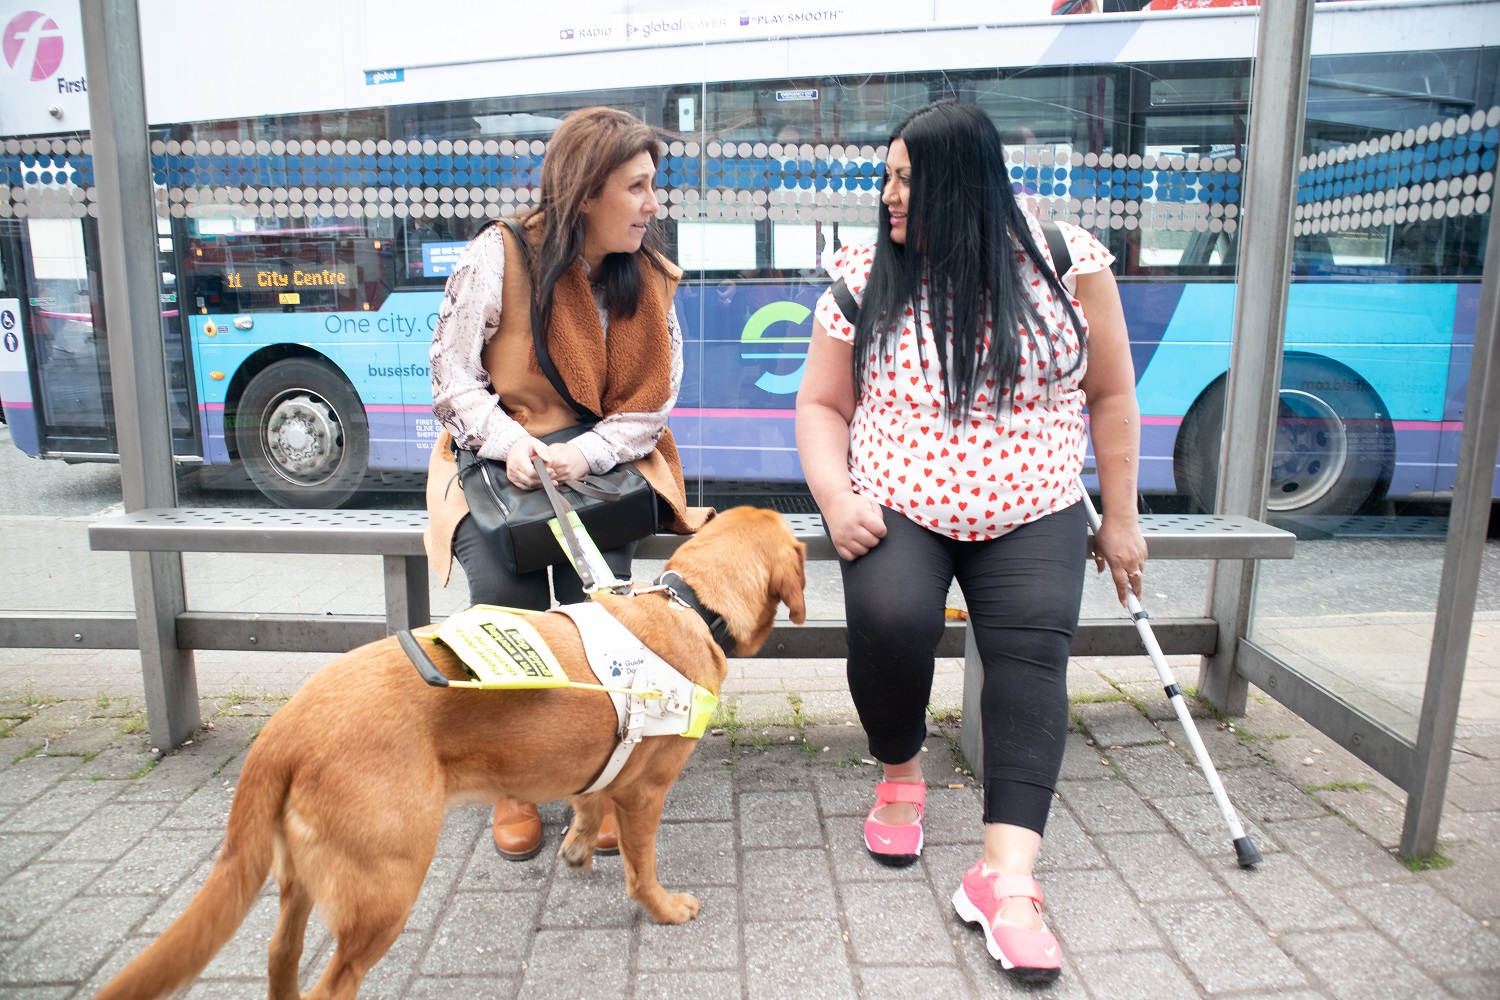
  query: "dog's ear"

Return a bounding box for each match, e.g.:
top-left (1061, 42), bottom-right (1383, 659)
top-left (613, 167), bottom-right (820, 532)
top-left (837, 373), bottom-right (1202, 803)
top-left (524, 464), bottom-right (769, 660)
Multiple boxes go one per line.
top-left (774, 539), bottom-right (808, 625)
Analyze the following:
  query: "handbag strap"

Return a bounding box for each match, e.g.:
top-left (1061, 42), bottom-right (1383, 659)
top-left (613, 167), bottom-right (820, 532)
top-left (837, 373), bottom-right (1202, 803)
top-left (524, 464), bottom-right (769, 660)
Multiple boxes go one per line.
top-left (499, 217), bottom-right (598, 421)
top-left (830, 276), bottom-right (861, 329)
top-left (532, 457), bottom-right (618, 592)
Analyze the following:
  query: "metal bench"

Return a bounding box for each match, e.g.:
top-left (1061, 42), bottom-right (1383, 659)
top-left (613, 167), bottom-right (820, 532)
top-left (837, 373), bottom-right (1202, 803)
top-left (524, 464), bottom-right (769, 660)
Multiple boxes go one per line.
top-left (87, 509), bottom-right (1296, 758)
top-left (89, 507), bottom-right (1294, 755)
top-left (88, 507), bottom-right (1292, 655)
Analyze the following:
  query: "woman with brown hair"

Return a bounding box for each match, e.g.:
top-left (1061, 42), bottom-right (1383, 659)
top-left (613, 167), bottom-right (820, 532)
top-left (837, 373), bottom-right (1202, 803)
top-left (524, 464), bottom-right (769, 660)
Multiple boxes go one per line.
top-left (425, 106), bottom-right (709, 860)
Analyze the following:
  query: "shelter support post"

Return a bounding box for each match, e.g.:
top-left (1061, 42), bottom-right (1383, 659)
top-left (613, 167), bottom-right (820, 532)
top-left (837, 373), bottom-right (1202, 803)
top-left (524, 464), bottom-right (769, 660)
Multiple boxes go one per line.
top-left (1399, 176), bottom-right (1500, 857)
top-left (1200, 0), bottom-right (1315, 714)
top-left (81, 0), bottom-right (199, 748)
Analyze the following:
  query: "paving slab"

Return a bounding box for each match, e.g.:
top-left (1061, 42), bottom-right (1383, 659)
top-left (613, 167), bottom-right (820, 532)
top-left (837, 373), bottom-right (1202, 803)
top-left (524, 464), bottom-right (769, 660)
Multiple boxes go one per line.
top-left (1344, 881), bottom-right (1500, 975)
top-left (518, 928), bottom-right (632, 1000)
top-left (1094, 832), bottom-right (1223, 904)
top-left (839, 880), bottom-right (957, 967)
top-left (1224, 851), bottom-right (1363, 933)
top-left (1070, 950), bottom-right (1202, 1000)
top-left (1074, 700), bottom-right (1166, 747)
top-left (742, 919), bottom-right (859, 1000)
top-left (1151, 898), bottom-right (1308, 993)
top-left (1280, 928), bottom-right (1447, 1000)
top-left (0, 674), bottom-right (1496, 1000)
top-left (1059, 774), bottom-right (1170, 834)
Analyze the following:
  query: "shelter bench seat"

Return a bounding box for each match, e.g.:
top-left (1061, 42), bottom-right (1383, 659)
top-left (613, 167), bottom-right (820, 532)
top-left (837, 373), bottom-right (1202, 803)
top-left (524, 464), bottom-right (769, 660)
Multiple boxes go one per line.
top-left (88, 507), bottom-right (1294, 760)
top-left (87, 508), bottom-right (1294, 656)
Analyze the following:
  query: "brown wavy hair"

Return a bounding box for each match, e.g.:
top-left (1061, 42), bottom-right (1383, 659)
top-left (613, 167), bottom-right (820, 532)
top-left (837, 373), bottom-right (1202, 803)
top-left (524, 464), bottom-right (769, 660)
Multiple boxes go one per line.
top-left (521, 106), bottom-right (669, 339)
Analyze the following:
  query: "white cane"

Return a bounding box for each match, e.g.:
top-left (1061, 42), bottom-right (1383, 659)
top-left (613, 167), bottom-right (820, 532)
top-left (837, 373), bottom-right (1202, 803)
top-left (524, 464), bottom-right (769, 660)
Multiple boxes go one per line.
top-left (1079, 485), bottom-right (1263, 868)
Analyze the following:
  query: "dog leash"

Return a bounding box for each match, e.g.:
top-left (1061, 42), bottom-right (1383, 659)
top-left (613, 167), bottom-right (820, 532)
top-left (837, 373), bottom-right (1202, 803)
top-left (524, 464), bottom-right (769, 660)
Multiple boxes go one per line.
top-left (530, 455), bottom-right (631, 595)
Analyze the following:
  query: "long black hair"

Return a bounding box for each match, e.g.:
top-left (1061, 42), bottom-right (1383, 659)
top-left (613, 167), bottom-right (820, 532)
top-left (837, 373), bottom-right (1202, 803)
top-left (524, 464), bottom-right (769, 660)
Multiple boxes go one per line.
top-left (854, 101), bottom-right (1085, 416)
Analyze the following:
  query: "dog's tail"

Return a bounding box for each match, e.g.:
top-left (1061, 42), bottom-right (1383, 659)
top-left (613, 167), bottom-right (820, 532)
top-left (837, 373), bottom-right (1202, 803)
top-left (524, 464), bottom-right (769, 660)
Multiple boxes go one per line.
top-left (93, 744), bottom-right (290, 1000)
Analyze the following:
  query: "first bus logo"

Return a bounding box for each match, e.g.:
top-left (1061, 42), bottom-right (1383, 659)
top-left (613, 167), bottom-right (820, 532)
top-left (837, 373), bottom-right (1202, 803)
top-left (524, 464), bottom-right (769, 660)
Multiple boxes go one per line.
top-left (3, 11), bottom-right (64, 81)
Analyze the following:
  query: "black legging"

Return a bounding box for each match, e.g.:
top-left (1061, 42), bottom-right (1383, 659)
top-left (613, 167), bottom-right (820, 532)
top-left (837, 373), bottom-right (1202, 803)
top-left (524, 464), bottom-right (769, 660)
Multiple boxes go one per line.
top-left (452, 514), bottom-right (636, 609)
top-left (839, 502), bottom-right (1088, 835)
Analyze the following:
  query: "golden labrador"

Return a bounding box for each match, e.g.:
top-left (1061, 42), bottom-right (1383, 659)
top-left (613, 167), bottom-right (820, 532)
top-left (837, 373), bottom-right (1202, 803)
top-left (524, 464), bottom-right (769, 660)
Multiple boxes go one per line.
top-left (95, 506), bottom-right (807, 1000)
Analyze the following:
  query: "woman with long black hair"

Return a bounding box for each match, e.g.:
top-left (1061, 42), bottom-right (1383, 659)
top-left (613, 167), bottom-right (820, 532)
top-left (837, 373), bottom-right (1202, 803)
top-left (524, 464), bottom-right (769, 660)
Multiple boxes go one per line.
top-left (796, 101), bottom-right (1145, 983)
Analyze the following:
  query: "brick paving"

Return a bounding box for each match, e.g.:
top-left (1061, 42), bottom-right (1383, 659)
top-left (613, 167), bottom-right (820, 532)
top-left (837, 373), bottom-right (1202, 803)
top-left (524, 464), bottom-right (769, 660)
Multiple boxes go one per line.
top-left (0, 653), bottom-right (1496, 999)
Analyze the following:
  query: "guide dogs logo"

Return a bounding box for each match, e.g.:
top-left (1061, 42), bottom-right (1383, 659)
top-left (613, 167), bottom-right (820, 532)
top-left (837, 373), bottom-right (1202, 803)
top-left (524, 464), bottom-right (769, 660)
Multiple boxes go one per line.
top-left (3, 10), bottom-right (64, 81)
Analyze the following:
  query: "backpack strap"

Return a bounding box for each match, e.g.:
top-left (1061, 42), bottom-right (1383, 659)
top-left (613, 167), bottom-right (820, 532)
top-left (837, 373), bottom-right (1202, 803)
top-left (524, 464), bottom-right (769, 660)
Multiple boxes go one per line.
top-left (1039, 220), bottom-right (1073, 281)
top-left (830, 276), bottom-right (861, 329)
top-left (831, 222), bottom-right (1071, 326)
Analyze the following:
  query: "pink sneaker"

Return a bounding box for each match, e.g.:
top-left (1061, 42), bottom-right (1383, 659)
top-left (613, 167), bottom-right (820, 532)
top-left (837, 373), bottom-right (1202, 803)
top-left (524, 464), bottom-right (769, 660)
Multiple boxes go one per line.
top-left (863, 780), bottom-right (925, 867)
top-left (951, 862), bottom-right (1062, 983)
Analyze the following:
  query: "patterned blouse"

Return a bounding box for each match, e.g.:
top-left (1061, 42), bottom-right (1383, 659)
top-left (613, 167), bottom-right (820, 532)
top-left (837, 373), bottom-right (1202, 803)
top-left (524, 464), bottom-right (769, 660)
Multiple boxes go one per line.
top-left (428, 224), bottom-right (684, 475)
top-left (813, 218), bottom-right (1115, 541)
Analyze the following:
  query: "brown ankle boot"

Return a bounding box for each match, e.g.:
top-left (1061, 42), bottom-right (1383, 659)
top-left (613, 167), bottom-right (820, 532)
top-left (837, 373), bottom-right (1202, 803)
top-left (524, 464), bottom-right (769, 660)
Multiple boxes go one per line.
top-left (595, 796), bottom-right (619, 856)
top-left (492, 800), bottom-right (543, 861)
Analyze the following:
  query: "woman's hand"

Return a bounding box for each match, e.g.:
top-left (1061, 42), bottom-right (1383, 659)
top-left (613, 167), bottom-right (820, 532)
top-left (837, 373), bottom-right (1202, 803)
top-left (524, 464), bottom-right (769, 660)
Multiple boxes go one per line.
top-left (1093, 514), bottom-right (1148, 605)
top-left (825, 491), bottom-right (887, 561)
top-left (540, 442), bottom-right (590, 483)
top-left (505, 436), bottom-right (548, 489)
top-left (505, 438), bottom-right (591, 489)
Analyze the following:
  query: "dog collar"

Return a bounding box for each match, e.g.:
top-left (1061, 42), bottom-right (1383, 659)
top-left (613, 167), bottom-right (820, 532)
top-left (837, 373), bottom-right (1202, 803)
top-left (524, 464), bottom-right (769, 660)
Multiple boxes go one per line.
top-left (648, 571), bottom-right (736, 657)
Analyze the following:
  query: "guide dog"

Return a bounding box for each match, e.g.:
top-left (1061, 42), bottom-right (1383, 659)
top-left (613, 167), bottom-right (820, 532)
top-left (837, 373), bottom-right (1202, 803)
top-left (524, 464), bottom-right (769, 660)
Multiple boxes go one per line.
top-left (95, 506), bottom-right (807, 1000)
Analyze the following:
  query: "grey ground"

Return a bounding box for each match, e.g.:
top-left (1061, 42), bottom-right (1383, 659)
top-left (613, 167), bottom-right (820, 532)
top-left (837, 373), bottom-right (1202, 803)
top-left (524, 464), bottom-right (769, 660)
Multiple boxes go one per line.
top-left (0, 648), bottom-right (1496, 999)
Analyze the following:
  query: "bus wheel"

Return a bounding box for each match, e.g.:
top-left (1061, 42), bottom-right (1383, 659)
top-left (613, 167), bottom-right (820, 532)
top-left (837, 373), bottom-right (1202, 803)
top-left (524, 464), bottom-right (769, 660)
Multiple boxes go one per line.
top-left (234, 359), bottom-right (369, 508)
top-left (1174, 354), bottom-right (1395, 517)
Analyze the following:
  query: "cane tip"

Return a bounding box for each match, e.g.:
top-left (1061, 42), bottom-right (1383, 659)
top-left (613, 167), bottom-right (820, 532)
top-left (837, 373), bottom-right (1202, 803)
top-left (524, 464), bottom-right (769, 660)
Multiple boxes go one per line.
top-left (1234, 835), bottom-right (1263, 868)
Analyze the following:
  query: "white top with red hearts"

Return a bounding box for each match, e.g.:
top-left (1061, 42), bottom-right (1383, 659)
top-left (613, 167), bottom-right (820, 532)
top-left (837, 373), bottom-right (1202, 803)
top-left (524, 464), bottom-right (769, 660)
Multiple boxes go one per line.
top-left (813, 218), bottom-right (1115, 541)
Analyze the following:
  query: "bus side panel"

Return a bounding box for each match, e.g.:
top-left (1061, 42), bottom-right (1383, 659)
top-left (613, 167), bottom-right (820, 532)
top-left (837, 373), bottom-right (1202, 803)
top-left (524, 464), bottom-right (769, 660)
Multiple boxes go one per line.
top-left (672, 282), bottom-right (821, 483)
top-left (0, 297), bottom-right (41, 455)
top-left (1286, 283), bottom-right (1456, 499)
top-left (191, 313), bottom-right (408, 470)
top-left (1132, 284), bottom-right (1237, 419)
top-left (394, 293), bottom-right (445, 471)
top-left (1438, 283), bottom-right (1482, 497)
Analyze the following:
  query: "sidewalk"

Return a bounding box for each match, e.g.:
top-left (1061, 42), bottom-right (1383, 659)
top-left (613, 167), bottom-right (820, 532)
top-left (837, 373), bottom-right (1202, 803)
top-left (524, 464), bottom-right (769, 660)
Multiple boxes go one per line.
top-left (0, 648), bottom-right (1497, 998)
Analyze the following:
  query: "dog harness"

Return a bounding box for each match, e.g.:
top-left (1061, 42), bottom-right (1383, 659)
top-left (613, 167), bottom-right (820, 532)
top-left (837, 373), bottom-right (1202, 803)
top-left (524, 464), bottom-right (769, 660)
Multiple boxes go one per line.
top-left (555, 602), bottom-right (718, 793)
top-left (406, 602), bottom-right (718, 794)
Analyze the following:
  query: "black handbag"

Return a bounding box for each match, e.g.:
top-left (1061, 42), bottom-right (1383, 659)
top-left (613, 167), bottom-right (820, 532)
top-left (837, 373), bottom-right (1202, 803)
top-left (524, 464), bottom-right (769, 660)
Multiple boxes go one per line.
top-left (452, 218), bottom-right (659, 575)
top-left (454, 425), bottom-right (657, 575)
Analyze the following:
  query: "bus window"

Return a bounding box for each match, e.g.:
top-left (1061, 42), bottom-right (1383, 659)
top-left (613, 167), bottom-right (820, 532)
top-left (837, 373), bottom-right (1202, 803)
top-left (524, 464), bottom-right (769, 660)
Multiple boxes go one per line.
top-left (182, 216), bottom-right (399, 314)
top-left (678, 220), bottom-right (758, 272)
top-left (398, 213), bottom-right (488, 289)
top-left (24, 217), bottom-right (111, 439)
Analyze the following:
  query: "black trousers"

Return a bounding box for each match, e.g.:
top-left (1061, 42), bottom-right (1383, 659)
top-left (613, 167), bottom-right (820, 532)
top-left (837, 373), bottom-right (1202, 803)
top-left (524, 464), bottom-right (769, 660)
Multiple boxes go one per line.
top-left (839, 502), bottom-right (1088, 834)
top-left (452, 514), bottom-right (636, 610)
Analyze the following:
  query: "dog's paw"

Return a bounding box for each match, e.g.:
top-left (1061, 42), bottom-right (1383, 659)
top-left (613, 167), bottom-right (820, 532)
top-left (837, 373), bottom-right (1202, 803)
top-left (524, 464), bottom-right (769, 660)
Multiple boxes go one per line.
top-left (648, 891), bottom-right (701, 924)
top-left (557, 832), bottom-right (596, 871)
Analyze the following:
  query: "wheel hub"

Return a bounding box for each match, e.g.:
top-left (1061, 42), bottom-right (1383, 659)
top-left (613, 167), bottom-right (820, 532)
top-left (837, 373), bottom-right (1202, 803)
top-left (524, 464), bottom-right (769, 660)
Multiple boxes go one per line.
top-left (262, 392), bottom-right (344, 486)
top-left (1268, 389), bottom-right (1348, 511)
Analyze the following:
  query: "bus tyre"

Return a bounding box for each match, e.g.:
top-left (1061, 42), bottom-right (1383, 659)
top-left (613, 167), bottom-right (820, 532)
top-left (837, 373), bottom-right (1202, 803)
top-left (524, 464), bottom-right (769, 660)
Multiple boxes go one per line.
top-left (235, 359), bottom-right (370, 508)
top-left (1174, 354), bottom-right (1395, 517)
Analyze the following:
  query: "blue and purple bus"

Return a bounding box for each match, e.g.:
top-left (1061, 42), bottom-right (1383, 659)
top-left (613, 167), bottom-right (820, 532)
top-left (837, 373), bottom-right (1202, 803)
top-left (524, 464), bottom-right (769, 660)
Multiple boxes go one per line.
top-left (1, 0), bottom-right (1495, 512)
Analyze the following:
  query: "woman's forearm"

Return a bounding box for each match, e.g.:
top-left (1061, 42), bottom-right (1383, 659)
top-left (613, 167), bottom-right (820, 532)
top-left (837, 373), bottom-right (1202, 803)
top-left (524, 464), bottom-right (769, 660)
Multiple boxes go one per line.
top-left (795, 402), bottom-right (856, 509)
top-left (1087, 391), bottom-right (1141, 521)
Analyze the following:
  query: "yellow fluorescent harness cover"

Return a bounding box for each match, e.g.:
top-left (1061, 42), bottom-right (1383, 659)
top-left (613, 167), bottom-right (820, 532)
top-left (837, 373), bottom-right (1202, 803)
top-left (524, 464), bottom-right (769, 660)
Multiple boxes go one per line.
top-left (430, 604), bottom-right (717, 739)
